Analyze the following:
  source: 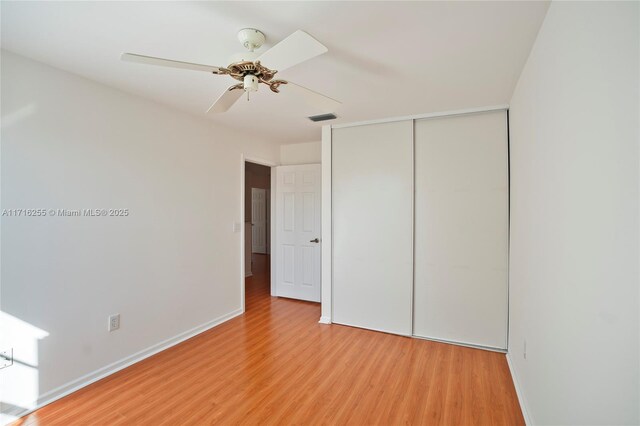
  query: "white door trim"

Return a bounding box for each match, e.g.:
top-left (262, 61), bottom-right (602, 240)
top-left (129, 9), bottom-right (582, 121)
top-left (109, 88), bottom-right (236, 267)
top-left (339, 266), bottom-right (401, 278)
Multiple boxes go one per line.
top-left (330, 104), bottom-right (509, 130)
top-left (320, 126), bottom-right (332, 324)
top-left (240, 155), bottom-right (277, 314)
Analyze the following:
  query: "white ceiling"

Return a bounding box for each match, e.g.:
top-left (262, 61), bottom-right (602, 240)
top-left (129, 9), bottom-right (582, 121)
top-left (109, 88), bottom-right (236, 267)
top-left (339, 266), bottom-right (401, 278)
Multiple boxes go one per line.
top-left (1, 1), bottom-right (549, 144)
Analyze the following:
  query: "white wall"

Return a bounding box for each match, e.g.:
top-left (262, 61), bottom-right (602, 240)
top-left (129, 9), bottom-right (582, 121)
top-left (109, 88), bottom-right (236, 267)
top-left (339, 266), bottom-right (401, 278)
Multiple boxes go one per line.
top-left (508, 2), bottom-right (639, 425)
top-left (0, 51), bottom-right (279, 420)
top-left (279, 141), bottom-right (321, 165)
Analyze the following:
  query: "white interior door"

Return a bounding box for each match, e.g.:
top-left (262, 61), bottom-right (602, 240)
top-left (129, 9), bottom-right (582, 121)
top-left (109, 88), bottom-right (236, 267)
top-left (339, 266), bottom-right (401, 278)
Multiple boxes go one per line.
top-left (275, 164), bottom-right (321, 302)
top-left (251, 188), bottom-right (267, 254)
top-left (332, 121), bottom-right (414, 336)
top-left (414, 110), bottom-right (509, 349)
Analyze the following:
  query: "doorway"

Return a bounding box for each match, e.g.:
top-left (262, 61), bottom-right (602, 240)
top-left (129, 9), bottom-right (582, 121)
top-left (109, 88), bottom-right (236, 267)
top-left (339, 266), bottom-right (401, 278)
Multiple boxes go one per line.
top-left (244, 161), bottom-right (272, 308)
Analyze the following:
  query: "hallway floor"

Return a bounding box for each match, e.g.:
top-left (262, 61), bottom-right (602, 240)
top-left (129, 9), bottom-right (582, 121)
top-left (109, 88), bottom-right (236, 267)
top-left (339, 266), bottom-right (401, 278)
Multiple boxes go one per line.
top-left (16, 253), bottom-right (523, 425)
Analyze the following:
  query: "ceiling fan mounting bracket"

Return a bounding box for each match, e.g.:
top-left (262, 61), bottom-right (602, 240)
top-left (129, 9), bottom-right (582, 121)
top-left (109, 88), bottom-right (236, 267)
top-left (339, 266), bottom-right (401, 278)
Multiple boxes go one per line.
top-left (237, 28), bottom-right (266, 52)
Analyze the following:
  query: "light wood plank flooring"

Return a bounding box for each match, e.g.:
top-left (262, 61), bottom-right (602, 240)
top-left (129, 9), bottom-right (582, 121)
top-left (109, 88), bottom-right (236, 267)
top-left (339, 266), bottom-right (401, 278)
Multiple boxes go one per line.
top-left (16, 254), bottom-right (524, 425)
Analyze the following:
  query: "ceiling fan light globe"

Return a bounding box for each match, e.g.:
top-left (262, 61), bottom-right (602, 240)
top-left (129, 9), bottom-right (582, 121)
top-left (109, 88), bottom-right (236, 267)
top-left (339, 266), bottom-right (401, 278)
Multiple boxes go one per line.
top-left (244, 75), bottom-right (259, 92)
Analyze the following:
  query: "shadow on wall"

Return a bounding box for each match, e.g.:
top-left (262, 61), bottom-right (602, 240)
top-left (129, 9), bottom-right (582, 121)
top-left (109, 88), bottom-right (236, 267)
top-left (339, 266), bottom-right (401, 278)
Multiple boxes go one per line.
top-left (0, 311), bottom-right (49, 424)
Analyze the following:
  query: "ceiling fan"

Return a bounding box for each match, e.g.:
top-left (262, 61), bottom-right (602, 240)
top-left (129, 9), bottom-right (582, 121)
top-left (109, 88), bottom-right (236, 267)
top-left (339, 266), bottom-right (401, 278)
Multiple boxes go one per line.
top-left (121, 28), bottom-right (341, 115)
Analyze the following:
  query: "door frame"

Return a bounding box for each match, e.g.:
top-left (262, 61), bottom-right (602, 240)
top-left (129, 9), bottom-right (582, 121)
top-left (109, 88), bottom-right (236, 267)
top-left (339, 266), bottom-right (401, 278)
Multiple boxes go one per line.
top-left (241, 155), bottom-right (277, 313)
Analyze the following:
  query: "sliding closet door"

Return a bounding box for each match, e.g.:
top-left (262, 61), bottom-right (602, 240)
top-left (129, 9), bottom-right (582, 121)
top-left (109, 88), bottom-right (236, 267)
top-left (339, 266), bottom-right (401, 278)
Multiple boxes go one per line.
top-left (414, 111), bottom-right (508, 349)
top-left (332, 121), bottom-right (413, 335)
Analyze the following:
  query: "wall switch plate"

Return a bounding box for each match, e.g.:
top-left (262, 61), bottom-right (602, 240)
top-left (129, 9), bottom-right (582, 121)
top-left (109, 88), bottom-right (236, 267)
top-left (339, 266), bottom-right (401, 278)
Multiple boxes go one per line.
top-left (108, 314), bottom-right (120, 332)
top-left (233, 222), bottom-right (241, 233)
top-left (0, 349), bottom-right (13, 370)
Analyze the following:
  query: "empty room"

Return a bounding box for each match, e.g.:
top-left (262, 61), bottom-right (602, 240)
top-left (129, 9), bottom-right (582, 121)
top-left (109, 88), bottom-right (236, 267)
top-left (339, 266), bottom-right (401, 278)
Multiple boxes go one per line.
top-left (1, 1), bottom-right (638, 425)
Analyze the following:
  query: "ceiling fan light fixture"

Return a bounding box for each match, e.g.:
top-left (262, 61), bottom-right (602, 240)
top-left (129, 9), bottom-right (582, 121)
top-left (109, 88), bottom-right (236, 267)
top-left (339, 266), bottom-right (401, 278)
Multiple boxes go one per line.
top-left (243, 75), bottom-right (259, 92)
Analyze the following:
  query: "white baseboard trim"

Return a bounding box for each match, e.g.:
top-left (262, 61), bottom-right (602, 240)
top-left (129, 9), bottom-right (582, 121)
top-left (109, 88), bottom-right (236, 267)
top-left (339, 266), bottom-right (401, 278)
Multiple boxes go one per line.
top-left (318, 316), bottom-right (332, 324)
top-left (506, 353), bottom-right (532, 425)
top-left (412, 334), bottom-right (506, 353)
top-left (9, 308), bottom-right (243, 421)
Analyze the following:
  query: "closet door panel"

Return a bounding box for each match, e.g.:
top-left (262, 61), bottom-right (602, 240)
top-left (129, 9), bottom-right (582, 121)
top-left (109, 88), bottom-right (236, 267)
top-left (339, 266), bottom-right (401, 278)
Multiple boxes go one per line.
top-left (414, 111), bottom-right (508, 349)
top-left (332, 121), bottom-right (413, 336)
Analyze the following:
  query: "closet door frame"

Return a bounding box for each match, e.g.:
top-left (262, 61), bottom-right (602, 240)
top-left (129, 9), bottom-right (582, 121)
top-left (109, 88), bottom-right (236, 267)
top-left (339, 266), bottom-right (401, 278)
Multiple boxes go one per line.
top-left (320, 104), bottom-right (509, 353)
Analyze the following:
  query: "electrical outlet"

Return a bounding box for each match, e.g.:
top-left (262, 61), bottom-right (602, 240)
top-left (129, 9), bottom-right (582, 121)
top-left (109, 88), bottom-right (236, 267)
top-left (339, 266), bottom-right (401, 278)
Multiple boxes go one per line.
top-left (108, 314), bottom-right (120, 332)
top-left (523, 340), bottom-right (527, 360)
top-left (0, 348), bottom-right (13, 370)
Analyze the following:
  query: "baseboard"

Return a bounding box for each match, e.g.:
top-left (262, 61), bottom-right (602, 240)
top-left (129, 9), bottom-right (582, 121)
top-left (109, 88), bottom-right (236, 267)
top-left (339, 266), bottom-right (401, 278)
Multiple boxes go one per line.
top-left (412, 334), bottom-right (507, 353)
top-left (318, 316), bottom-right (332, 324)
top-left (506, 353), bottom-right (532, 425)
top-left (9, 308), bottom-right (243, 422)
top-left (331, 319), bottom-right (412, 337)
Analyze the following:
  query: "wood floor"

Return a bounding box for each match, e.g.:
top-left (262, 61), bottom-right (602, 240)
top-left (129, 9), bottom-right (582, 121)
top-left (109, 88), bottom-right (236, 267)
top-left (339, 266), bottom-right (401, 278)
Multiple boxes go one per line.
top-left (16, 254), bottom-right (524, 425)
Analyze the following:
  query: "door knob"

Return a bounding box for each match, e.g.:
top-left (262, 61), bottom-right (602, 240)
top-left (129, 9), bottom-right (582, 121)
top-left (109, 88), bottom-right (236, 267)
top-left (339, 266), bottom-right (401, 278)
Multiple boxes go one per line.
top-left (310, 238), bottom-right (320, 243)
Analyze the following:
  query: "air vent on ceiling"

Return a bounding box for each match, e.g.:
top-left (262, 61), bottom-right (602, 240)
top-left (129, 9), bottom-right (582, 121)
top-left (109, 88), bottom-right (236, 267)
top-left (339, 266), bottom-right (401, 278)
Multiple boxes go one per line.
top-left (308, 113), bottom-right (337, 122)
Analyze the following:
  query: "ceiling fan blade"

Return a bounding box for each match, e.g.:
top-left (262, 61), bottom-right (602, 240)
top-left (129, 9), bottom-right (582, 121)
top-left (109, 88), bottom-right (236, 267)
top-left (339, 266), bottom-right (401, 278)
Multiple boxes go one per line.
top-left (257, 30), bottom-right (327, 72)
top-left (121, 53), bottom-right (222, 73)
top-left (207, 86), bottom-right (244, 113)
top-left (281, 82), bottom-right (341, 113)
